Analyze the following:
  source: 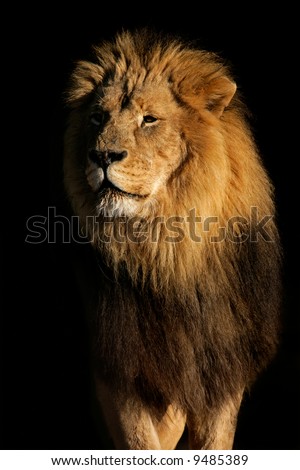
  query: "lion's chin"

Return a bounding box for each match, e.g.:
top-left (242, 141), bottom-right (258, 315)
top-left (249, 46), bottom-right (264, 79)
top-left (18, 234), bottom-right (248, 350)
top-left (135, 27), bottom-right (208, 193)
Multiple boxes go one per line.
top-left (98, 181), bottom-right (147, 200)
top-left (94, 184), bottom-right (147, 217)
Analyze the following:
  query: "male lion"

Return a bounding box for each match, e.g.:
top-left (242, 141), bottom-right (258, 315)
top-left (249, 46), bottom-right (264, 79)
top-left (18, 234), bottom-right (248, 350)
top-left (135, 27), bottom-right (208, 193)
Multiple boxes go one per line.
top-left (63, 29), bottom-right (281, 449)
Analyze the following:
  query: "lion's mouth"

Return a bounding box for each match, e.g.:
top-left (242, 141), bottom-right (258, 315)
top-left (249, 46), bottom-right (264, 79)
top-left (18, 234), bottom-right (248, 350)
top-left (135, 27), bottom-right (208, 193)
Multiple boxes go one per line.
top-left (98, 178), bottom-right (147, 199)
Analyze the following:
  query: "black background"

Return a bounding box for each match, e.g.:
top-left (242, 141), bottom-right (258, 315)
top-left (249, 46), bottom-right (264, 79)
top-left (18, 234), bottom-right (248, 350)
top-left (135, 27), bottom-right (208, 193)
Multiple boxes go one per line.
top-left (2, 4), bottom-right (299, 450)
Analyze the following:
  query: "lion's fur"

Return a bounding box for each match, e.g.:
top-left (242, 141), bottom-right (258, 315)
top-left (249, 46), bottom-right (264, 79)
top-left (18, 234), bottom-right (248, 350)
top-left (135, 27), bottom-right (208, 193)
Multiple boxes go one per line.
top-left (64, 29), bottom-right (282, 448)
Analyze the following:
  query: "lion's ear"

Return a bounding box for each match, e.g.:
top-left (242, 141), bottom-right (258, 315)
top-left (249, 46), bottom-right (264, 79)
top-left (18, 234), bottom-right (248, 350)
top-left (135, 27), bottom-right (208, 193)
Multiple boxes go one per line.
top-left (66, 61), bottom-right (103, 108)
top-left (205, 76), bottom-right (237, 117)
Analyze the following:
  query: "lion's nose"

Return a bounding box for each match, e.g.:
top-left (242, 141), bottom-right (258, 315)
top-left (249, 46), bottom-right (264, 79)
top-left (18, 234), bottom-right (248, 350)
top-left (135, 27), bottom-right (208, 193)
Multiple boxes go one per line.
top-left (89, 149), bottom-right (128, 168)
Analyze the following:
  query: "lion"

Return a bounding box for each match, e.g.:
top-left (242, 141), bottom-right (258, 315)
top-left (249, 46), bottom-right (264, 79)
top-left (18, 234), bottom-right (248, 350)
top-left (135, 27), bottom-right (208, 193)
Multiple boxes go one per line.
top-left (63, 29), bottom-right (282, 449)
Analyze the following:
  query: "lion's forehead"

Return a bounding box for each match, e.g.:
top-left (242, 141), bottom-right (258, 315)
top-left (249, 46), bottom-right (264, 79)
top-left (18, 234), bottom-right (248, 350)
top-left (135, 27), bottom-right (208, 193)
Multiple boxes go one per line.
top-left (97, 76), bottom-right (177, 115)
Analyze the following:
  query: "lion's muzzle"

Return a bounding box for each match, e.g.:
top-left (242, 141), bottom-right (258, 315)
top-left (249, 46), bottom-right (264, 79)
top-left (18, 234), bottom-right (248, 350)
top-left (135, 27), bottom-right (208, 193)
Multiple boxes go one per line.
top-left (86, 148), bottom-right (147, 202)
top-left (89, 148), bottom-right (128, 170)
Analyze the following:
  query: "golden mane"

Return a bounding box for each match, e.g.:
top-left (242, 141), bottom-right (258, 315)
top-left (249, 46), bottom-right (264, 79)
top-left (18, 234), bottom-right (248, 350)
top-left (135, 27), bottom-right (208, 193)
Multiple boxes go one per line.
top-left (64, 30), bottom-right (276, 294)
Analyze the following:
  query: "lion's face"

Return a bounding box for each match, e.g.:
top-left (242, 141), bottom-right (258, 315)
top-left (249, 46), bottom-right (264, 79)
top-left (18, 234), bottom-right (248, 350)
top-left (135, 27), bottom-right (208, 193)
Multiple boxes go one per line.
top-left (84, 78), bottom-right (186, 216)
top-left (65, 31), bottom-right (239, 225)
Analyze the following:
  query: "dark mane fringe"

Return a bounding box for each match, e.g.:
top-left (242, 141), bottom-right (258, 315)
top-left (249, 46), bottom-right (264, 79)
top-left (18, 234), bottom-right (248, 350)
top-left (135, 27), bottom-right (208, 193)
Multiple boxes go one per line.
top-left (90, 228), bottom-right (282, 416)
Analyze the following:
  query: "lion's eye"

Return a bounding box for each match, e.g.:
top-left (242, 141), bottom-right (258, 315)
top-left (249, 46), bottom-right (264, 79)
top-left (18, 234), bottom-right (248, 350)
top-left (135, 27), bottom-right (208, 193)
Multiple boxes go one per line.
top-left (143, 115), bottom-right (157, 124)
top-left (90, 112), bottom-right (103, 126)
